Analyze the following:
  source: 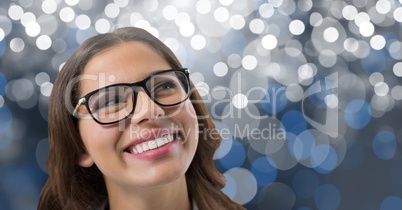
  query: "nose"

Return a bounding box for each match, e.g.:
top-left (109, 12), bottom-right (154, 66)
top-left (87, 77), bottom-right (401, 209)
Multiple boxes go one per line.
top-left (130, 90), bottom-right (165, 125)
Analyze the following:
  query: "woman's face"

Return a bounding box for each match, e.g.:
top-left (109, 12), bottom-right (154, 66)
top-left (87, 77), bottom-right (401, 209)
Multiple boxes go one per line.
top-left (77, 41), bottom-right (199, 190)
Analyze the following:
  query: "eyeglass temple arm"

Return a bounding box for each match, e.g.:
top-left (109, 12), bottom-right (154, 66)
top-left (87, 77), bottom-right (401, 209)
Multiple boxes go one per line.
top-left (72, 98), bottom-right (86, 116)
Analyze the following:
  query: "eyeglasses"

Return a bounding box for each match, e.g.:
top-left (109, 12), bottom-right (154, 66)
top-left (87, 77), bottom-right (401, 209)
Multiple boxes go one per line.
top-left (72, 68), bottom-right (191, 125)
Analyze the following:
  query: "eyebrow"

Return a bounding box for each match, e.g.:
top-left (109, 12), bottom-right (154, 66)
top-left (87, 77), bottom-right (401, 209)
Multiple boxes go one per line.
top-left (81, 68), bottom-right (171, 96)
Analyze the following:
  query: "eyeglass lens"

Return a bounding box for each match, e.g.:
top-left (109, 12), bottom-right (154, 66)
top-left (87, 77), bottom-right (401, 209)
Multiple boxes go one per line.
top-left (87, 71), bottom-right (189, 123)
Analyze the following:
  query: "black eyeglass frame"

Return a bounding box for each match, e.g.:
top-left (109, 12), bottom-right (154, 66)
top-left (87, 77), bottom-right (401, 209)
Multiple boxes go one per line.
top-left (72, 68), bottom-right (191, 125)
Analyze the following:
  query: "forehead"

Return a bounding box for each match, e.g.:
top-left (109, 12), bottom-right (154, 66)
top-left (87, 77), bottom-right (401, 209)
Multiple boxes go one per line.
top-left (79, 41), bottom-right (171, 95)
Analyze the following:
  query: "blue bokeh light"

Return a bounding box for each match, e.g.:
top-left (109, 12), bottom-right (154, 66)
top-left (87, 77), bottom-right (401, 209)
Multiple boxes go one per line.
top-left (218, 140), bottom-right (246, 170)
top-left (372, 131), bottom-right (397, 160)
top-left (261, 84), bottom-right (288, 115)
top-left (344, 99), bottom-right (371, 129)
top-left (361, 49), bottom-right (386, 74)
top-left (221, 173), bottom-right (237, 199)
top-left (292, 168), bottom-right (319, 199)
top-left (311, 145), bottom-right (338, 174)
top-left (251, 157), bottom-right (277, 187)
top-left (292, 130), bottom-right (315, 161)
top-left (381, 196), bottom-right (402, 210)
top-left (220, 29), bottom-right (246, 56)
top-left (0, 105), bottom-right (12, 133)
top-left (314, 184), bottom-right (341, 210)
top-left (281, 110), bottom-right (307, 135)
top-left (0, 72), bottom-right (7, 96)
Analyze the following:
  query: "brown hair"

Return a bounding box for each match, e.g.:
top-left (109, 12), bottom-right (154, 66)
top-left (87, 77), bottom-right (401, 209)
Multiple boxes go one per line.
top-left (38, 27), bottom-right (245, 210)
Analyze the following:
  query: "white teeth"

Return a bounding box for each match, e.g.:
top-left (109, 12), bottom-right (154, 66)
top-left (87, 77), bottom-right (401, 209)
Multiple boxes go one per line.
top-left (130, 134), bottom-right (175, 154)
top-left (136, 145), bottom-right (143, 153)
top-left (156, 138), bottom-right (164, 147)
top-left (148, 141), bottom-right (157, 149)
top-left (142, 143), bottom-right (149, 151)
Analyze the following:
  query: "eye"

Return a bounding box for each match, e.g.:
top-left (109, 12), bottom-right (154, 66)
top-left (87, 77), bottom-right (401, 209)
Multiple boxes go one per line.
top-left (92, 95), bottom-right (127, 112)
top-left (153, 79), bottom-right (178, 92)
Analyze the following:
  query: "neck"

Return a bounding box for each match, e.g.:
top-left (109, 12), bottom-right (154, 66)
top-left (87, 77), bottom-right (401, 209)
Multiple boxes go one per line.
top-left (105, 175), bottom-right (191, 210)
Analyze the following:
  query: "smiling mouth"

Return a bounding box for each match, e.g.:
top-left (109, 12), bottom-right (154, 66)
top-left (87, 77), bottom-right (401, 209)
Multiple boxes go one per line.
top-left (125, 133), bottom-right (177, 155)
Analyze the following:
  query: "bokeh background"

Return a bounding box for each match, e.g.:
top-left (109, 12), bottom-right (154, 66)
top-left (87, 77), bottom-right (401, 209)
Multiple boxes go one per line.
top-left (1, 0), bottom-right (402, 209)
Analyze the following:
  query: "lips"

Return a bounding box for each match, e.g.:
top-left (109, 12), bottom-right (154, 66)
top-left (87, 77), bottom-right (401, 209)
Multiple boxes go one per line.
top-left (124, 129), bottom-right (178, 155)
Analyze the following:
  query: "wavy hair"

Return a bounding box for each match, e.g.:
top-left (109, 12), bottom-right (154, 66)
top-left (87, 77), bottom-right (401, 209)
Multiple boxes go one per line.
top-left (38, 27), bottom-right (244, 210)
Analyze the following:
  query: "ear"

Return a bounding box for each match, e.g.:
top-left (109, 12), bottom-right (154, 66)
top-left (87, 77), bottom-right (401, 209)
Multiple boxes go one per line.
top-left (78, 152), bottom-right (94, 167)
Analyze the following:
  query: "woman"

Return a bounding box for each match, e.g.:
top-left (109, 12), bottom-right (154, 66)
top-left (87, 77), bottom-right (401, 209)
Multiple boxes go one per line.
top-left (38, 27), bottom-right (245, 210)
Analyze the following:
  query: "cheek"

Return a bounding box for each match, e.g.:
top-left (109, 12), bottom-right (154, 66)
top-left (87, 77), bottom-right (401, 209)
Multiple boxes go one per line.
top-left (78, 120), bottom-right (121, 152)
top-left (180, 101), bottom-right (199, 142)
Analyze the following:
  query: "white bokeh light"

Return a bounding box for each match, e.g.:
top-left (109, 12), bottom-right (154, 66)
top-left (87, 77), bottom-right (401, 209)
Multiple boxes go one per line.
top-left (105, 3), bottom-right (120, 18)
top-left (227, 54), bottom-right (242, 68)
top-left (391, 86), bottom-right (402, 100)
top-left (175, 12), bottom-right (191, 27)
top-left (190, 35), bottom-right (206, 50)
top-left (25, 21), bottom-right (41, 37)
top-left (213, 62), bottom-right (229, 77)
top-left (230, 15), bottom-right (245, 30)
top-left (324, 94), bottom-right (338, 109)
top-left (344, 38), bottom-right (359, 52)
top-left (35, 72), bottom-right (50, 86)
top-left (0, 29), bottom-right (4, 42)
top-left (310, 12), bottom-right (323, 26)
top-left (342, 5), bottom-right (358, 20)
top-left (10, 38), bottom-right (25, 52)
top-left (42, 0), bottom-right (57, 14)
top-left (163, 5), bottom-right (178, 20)
top-left (36, 35), bottom-right (52, 50)
top-left (196, 0), bottom-right (211, 14)
top-left (40, 82), bottom-right (53, 97)
top-left (259, 3), bottom-right (274, 18)
top-left (20, 12), bottom-right (36, 27)
top-left (65, 0), bottom-right (79, 6)
top-left (394, 7), bottom-right (402, 22)
top-left (354, 12), bottom-right (370, 27)
top-left (179, 22), bottom-right (195, 37)
top-left (75, 15), bottom-right (91, 30)
top-left (95, 19), bottom-right (111, 34)
top-left (298, 64), bottom-right (314, 80)
top-left (249, 18), bottom-right (265, 34)
top-left (232, 93), bottom-right (249, 109)
top-left (375, 0), bottom-right (391, 15)
top-left (59, 7), bottom-right (75, 22)
top-left (242, 55), bottom-right (258, 70)
top-left (214, 7), bottom-right (229, 22)
top-left (369, 72), bottom-right (384, 86)
top-left (219, 0), bottom-right (234, 6)
top-left (359, 21), bottom-right (375, 37)
top-left (114, 0), bottom-right (129, 7)
top-left (370, 35), bottom-right (386, 50)
top-left (393, 62), bottom-right (402, 77)
top-left (262, 34), bottom-right (278, 50)
top-left (269, 0), bottom-right (284, 7)
top-left (8, 5), bottom-right (24, 20)
top-left (289, 20), bottom-right (305, 35)
top-left (323, 27), bottom-right (339, 43)
top-left (374, 82), bottom-right (389, 96)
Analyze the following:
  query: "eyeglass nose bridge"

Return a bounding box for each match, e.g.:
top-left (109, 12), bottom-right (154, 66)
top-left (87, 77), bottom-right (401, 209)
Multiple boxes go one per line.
top-left (128, 83), bottom-right (162, 112)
